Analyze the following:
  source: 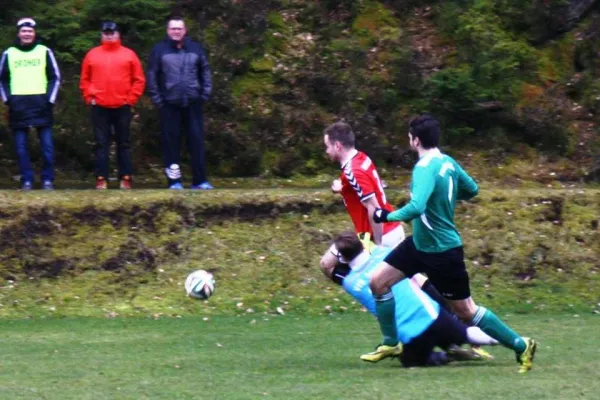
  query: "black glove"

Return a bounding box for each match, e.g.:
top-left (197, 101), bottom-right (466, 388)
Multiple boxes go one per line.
top-left (373, 208), bottom-right (390, 223)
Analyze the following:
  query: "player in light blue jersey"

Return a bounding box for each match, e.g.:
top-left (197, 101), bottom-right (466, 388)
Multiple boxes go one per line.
top-left (329, 232), bottom-right (498, 367)
top-left (369, 114), bottom-right (536, 373)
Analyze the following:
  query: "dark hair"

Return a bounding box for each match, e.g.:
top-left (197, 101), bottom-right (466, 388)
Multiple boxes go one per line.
top-left (324, 122), bottom-right (355, 148)
top-left (333, 231), bottom-right (363, 262)
top-left (167, 16), bottom-right (185, 26)
top-left (409, 114), bottom-right (440, 149)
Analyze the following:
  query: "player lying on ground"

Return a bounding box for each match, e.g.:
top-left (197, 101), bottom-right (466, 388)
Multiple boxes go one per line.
top-left (323, 232), bottom-right (499, 368)
top-left (370, 114), bottom-right (536, 373)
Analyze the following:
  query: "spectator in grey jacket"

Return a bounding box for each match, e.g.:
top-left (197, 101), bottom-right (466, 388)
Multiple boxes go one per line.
top-left (147, 16), bottom-right (213, 190)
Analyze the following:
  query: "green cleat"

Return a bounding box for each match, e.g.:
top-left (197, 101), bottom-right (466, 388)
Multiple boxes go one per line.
top-left (360, 344), bottom-right (403, 363)
top-left (516, 337), bottom-right (537, 373)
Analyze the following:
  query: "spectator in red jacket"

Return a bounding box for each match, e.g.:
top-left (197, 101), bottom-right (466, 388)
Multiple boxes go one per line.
top-left (80, 21), bottom-right (145, 189)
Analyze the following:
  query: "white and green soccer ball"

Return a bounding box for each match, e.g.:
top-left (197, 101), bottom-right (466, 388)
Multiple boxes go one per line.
top-left (185, 270), bottom-right (215, 300)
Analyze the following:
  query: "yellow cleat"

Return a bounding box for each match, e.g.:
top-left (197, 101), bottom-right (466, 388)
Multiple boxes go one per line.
top-left (471, 346), bottom-right (495, 361)
top-left (360, 344), bottom-right (403, 363)
top-left (447, 344), bottom-right (494, 362)
top-left (517, 337), bottom-right (537, 373)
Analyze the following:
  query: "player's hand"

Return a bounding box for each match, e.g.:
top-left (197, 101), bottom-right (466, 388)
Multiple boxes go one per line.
top-left (373, 208), bottom-right (390, 223)
top-left (331, 179), bottom-right (342, 193)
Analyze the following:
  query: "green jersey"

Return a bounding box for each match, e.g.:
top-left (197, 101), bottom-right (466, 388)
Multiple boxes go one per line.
top-left (388, 149), bottom-right (478, 253)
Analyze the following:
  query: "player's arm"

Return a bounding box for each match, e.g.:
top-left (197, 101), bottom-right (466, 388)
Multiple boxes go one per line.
top-left (455, 162), bottom-right (479, 200)
top-left (374, 167), bottom-right (435, 223)
top-left (45, 48), bottom-right (60, 104)
top-left (347, 167), bottom-right (384, 244)
top-left (0, 51), bottom-right (11, 103)
top-left (363, 196), bottom-right (384, 245)
top-left (146, 45), bottom-right (164, 108)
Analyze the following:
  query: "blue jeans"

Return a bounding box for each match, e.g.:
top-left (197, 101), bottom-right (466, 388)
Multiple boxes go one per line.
top-left (14, 126), bottom-right (55, 183)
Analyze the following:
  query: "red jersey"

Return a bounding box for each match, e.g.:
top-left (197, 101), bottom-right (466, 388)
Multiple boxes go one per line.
top-left (340, 151), bottom-right (400, 236)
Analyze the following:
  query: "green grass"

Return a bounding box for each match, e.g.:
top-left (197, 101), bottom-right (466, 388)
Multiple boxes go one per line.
top-left (1, 314), bottom-right (599, 399)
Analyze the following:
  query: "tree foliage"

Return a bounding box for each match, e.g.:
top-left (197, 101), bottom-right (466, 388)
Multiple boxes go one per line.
top-left (0, 0), bottom-right (596, 178)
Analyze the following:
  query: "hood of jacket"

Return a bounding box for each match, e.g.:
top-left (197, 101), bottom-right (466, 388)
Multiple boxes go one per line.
top-left (164, 35), bottom-right (193, 49)
top-left (11, 38), bottom-right (43, 52)
top-left (101, 39), bottom-right (122, 51)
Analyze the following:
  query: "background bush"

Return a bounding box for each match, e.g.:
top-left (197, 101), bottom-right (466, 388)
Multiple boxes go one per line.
top-left (0, 0), bottom-right (598, 178)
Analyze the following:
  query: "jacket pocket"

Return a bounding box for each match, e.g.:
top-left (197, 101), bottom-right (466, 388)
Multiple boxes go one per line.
top-left (186, 81), bottom-right (201, 100)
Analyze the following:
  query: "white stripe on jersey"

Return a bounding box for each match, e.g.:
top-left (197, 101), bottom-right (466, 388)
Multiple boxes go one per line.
top-left (360, 192), bottom-right (375, 202)
top-left (420, 214), bottom-right (434, 230)
top-left (360, 157), bottom-right (372, 171)
top-left (344, 166), bottom-right (364, 198)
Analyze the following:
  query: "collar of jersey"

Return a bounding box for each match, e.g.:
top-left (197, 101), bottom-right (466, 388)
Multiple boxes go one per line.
top-left (340, 149), bottom-right (359, 169)
top-left (349, 250), bottom-right (370, 270)
top-left (418, 148), bottom-right (442, 162)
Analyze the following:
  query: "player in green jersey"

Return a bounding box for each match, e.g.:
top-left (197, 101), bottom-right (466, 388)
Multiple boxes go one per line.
top-left (368, 114), bottom-right (536, 373)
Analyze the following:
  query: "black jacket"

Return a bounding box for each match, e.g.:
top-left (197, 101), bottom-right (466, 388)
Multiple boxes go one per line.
top-left (147, 37), bottom-right (212, 108)
top-left (0, 40), bottom-right (61, 129)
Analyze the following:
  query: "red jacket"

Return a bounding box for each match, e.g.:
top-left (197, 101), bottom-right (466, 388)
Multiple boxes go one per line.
top-left (80, 40), bottom-right (145, 108)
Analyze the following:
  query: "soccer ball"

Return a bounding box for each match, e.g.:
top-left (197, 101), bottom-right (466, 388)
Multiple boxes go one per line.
top-left (184, 270), bottom-right (215, 300)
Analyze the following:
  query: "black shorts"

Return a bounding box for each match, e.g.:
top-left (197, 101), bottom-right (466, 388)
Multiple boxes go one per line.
top-left (384, 236), bottom-right (471, 300)
top-left (400, 309), bottom-right (468, 367)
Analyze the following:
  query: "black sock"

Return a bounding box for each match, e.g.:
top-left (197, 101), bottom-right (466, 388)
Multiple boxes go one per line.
top-left (421, 279), bottom-right (452, 313)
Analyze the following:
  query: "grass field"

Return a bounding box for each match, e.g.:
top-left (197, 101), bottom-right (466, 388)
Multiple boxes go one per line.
top-left (1, 314), bottom-right (599, 400)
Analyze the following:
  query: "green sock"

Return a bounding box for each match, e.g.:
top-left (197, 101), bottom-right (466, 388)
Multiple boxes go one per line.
top-left (375, 291), bottom-right (397, 346)
top-left (472, 307), bottom-right (526, 353)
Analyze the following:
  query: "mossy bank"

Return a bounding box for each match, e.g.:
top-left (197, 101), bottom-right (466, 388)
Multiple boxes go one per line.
top-left (0, 187), bottom-right (598, 318)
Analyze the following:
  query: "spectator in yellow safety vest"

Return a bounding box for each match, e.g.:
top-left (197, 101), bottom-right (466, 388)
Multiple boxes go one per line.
top-left (0, 18), bottom-right (61, 190)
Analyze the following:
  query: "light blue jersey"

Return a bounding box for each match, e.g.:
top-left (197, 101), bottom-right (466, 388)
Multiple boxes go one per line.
top-left (342, 247), bottom-right (440, 344)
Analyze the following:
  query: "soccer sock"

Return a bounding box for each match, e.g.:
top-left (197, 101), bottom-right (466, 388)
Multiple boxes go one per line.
top-left (375, 291), bottom-right (398, 346)
top-left (420, 279), bottom-right (452, 313)
top-left (466, 326), bottom-right (499, 346)
top-left (472, 307), bottom-right (526, 353)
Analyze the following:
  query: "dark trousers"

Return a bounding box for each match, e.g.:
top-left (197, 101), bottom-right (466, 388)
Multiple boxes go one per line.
top-left (159, 101), bottom-right (206, 186)
top-left (400, 309), bottom-right (468, 367)
top-left (92, 105), bottom-right (132, 179)
top-left (14, 126), bottom-right (54, 183)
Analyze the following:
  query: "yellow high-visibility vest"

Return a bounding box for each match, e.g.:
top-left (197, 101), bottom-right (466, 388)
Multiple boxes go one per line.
top-left (6, 44), bottom-right (48, 95)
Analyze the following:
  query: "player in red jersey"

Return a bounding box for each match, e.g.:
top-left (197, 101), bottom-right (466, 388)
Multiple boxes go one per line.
top-left (335, 150), bottom-right (401, 243)
top-left (319, 122), bottom-right (408, 283)
top-left (326, 123), bottom-right (405, 246)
